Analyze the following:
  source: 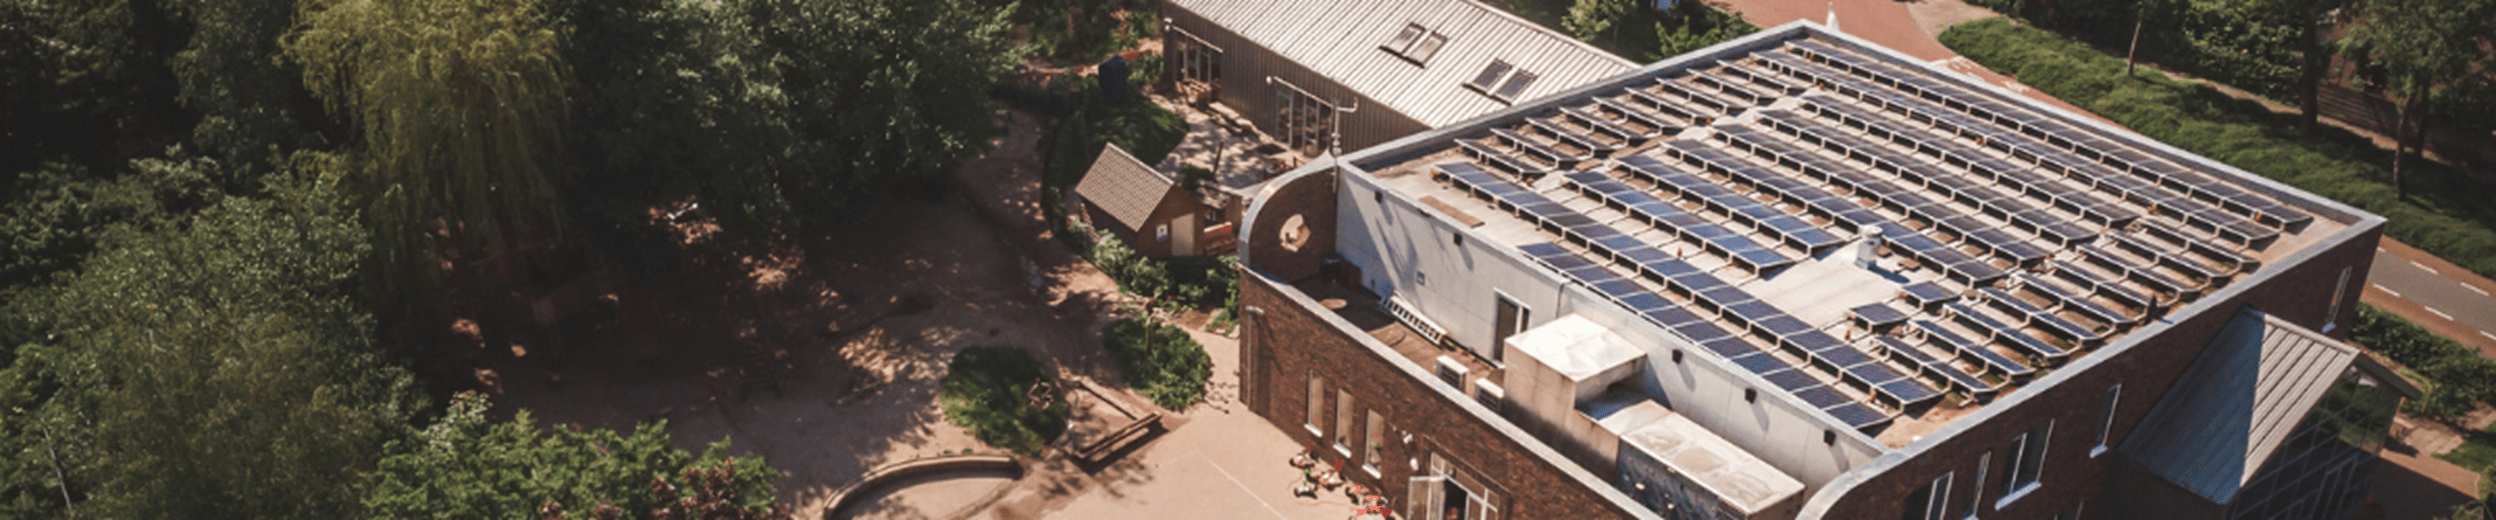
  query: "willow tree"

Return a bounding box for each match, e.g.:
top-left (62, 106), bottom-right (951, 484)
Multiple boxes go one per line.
top-left (284, 0), bottom-right (570, 307)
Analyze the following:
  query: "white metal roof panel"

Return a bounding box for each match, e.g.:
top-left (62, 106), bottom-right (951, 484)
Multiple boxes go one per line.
top-left (1170, 0), bottom-right (1637, 127)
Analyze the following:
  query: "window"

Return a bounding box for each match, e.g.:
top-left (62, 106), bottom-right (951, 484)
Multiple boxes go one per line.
top-left (1494, 70), bottom-right (1537, 100)
top-left (1468, 61), bottom-right (1514, 91)
top-left (2322, 267), bottom-right (2352, 332)
top-left (1384, 24), bottom-right (1425, 53)
top-left (1965, 452), bottom-right (1989, 519)
top-left (1364, 411), bottom-right (1385, 475)
top-left (1172, 32), bottom-right (1221, 83)
top-left (1306, 373), bottom-right (1326, 435)
top-left (1335, 390), bottom-right (1356, 455)
top-left (1406, 33), bottom-right (1449, 64)
top-left (2052, 504), bottom-right (2082, 520)
top-left (1273, 82), bottom-right (1336, 155)
top-left (2094, 385), bottom-right (2121, 456)
top-left (1998, 422), bottom-right (2052, 506)
top-left (1156, 224), bottom-right (1170, 242)
top-left (1904, 473), bottom-right (1953, 520)
top-left (1492, 295), bottom-right (1528, 363)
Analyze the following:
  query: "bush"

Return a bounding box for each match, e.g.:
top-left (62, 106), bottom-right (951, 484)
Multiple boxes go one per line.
top-left (2352, 305), bottom-right (2490, 419)
top-left (939, 345), bottom-right (1070, 455)
top-left (1101, 318), bottom-right (1212, 409)
top-left (1941, 19), bottom-right (2496, 281)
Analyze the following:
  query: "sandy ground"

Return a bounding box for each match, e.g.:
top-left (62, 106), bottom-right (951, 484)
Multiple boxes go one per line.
top-left (480, 108), bottom-right (1149, 519)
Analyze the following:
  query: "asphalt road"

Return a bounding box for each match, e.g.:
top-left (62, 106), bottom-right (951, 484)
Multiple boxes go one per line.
top-left (2364, 239), bottom-right (2496, 354)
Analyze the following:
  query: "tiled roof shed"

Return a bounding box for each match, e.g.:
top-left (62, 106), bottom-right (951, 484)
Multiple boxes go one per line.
top-left (1074, 143), bottom-right (1174, 232)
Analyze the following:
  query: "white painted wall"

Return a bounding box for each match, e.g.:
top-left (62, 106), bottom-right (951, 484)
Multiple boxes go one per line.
top-left (1331, 173), bottom-right (1886, 493)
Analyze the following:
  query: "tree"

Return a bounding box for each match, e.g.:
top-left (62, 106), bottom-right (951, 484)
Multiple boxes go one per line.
top-left (2247, 0), bottom-right (2352, 136)
top-left (1562, 0), bottom-right (1628, 48)
top-left (759, 0), bottom-right (1019, 219)
top-left (2345, 0), bottom-right (2495, 199)
top-left (166, 0), bottom-right (323, 180)
top-left (363, 392), bottom-right (784, 520)
top-left (1, 155), bottom-right (416, 519)
top-left (285, 0), bottom-right (573, 307)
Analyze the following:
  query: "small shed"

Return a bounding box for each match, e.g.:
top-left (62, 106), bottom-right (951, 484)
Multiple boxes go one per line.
top-left (1074, 143), bottom-right (1223, 257)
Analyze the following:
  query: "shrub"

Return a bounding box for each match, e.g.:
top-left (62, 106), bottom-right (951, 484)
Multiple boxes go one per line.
top-left (1941, 19), bottom-right (2496, 281)
top-left (939, 345), bottom-right (1070, 455)
top-left (2352, 304), bottom-right (2490, 419)
top-left (1101, 318), bottom-right (1212, 409)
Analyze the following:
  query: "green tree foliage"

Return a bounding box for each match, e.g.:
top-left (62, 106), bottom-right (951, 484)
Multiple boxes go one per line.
top-left (167, 0), bottom-right (321, 178)
top-left (1562, 0), bottom-right (1629, 47)
top-left (2352, 305), bottom-right (2496, 419)
top-left (760, 0), bottom-right (1020, 216)
top-left (939, 346), bottom-right (1070, 456)
top-left (1100, 318), bottom-right (1211, 410)
top-left (365, 392), bottom-right (784, 519)
top-left (1653, 1), bottom-right (1759, 59)
top-left (552, 0), bottom-right (800, 253)
top-left (2342, 0), bottom-right (2496, 198)
top-left (1, 158), bottom-right (417, 518)
top-left (285, 0), bottom-right (573, 303)
top-left (1940, 19), bottom-right (2496, 279)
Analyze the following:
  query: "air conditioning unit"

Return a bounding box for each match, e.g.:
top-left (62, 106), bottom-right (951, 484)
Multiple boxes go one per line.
top-left (1473, 379), bottom-right (1505, 413)
top-left (1435, 356), bottom-right (1470, 389)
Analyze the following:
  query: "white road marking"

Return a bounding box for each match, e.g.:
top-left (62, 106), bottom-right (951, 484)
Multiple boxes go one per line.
top-left (2427, 307), bottom-right (2455, 321)
top-left (2372, 284), bottom-right (2402, 298)
top-left (1183, 451), bottom-right (1292, 520)
top-left (2481, 330), bottom-right (2496, 342)
top-left (2467, 284), bottom-right (2491, 297)
top-left (2413, 261), bottom-right (2440, 275)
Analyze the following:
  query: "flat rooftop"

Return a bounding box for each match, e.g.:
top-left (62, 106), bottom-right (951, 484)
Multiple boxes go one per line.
top-left (1347, 28), bottom-right (2349, 446)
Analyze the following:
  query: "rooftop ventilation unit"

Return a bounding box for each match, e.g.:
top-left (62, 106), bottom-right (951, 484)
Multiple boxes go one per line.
top-left (1473, 379), bottom-right (1505, 414)
top-left (1435, 355), bottom-right (1470, 390)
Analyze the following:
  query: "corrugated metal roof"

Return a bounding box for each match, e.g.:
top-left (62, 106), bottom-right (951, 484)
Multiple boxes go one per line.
top-left (1170, 0), bottom-right (1638, 127)
top-left (1074, 143), bottom-right (1172, 231)
top-left (2117, 308), bottom-right (2361, 505)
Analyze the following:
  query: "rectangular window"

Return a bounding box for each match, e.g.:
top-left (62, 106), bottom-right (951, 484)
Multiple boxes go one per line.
top-left (1384, 24), bottom-right (1425, 53)
top-left (2322, 267), bottom-right (2352, 332)
top-left (1494, 70), bottom-right (1538, 101)
top-left (1965, 452), bottom-right (1989, 519)
top-left (1364, 411), bottom-right (1385, 474)
top-left (1406, 33), bottom-right (1448, 64)
top-left (1335, 390), bottom-right (1356, 455)
top-left (1468, 61), bottom-right (1514, 91)
top-left (1492, 295), bottom-right (1528, 363)
top-left (1306, 372), bottom-right (1326, 436)
top-left (2000, 422), bottom-right (2052, 506)
top-left (2094, 385), bottom-right (2121, 456)
top-left (1904, 473), bottom-right (1953, 520)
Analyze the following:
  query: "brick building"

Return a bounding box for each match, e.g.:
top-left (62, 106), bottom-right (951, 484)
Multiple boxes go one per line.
top-left (1232, 22), bottom-right (2410, 520)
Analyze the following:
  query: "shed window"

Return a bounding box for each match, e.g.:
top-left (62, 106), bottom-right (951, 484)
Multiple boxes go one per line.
top-left (1406, 33), bottom-right (1449, 64)
top-left (1385, 24), bottom-right (1425, 52)
top-left (1468, 61), bottom-right (1514, 91)
top-left (1494, 70), bottom-right (1537, 100)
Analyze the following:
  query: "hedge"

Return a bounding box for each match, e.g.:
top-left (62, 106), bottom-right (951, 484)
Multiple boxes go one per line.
top-left (939, 345), bottom-right (1070, 455)
top-left (1101, 318), bottom-right (1212, 410)
top-left (1940, 19), bottom-right (2496, 280)
top-left (2350, 305), bottom-right (2493, 419)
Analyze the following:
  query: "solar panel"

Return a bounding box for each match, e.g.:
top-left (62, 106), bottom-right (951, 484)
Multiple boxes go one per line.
top-left (1760, 368), bottom-right (1822, 390)
top-left (2138, 223), bottom-right (2250, 270)
top-left (1653, 79), bottom-right (1737, 114)
top-left (1757, 315), bottom-right (1816, 339)
top-left (2111, 233), bottom-right (2222, 281)
top-left (2079, 243), bottom-right (2199, 296)
top-left (1848, 303), bottom-right (1911, 328)
top-left (1525, 117), bottom-right (1617, 153)
top-left (1877, 378), bottom-right (1945, 407)
top-left (1872, 335), bottom-right (1998, 396)
top-left (1822, 401), bottom-right (1894, 430)
top-left (1456, 138), bottom-right (1543, 176)
top-left (1910, 320), bottom-right (2034, 378)
top-left (1561, 105), bottom-right (1656, 140)
top-left (2013, 273), bottom-right (2135, 326)
top-left (1946, 303), bottom-right (2069, 362)
top-left (2048, 259), bottom-right (2156, 311)
top-left (1643, 305), bottom-right (1706, 328)
top-left (1980, 287), bottom-right (2105, 344)
top-left (1589, 97), bottom-right (1677, 134)
top-left (1490, 127), bottom-right (1586, 164)
top-left (1729, 351), bottom-right (1789, 373)
top-left (1705, 335), bottom-right (1760, 357)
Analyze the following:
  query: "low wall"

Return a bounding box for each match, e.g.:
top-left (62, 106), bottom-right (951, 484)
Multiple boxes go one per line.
top-left (821, 455), bottom-right (1024, 519)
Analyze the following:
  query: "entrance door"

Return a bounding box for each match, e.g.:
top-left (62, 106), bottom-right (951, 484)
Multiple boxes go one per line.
top-left (1491, 295), bottom-right (1528, 364)
top-left (1172, 213), bottom-right (1196, 256)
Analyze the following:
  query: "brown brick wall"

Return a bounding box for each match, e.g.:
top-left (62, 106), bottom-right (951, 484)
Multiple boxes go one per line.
top-left (1809, 224), bottom-right (2383, 520)
top-left (1242, 273), bottom-right (1643, 520)
top-left (1242, 168), bottom-right (1338, 282)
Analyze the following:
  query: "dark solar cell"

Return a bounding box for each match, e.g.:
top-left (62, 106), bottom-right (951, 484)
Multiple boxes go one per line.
top-left (1561, 105), bottom-right (1654, 140)
top-left (1525, 117), bottom-right (1613, 153)
top-left (2049, 259), bottom-right (2155, 311)
top-left (2015, 273), bottom-right (2135, 325)
top-left (1592, 279), bottom-right (1645, 299)
top-left (1789, 385), bottom-right (1851, 409)
top-left (1696, 286), bottom-right (1754, 309)
top-left (1875, 335), bottom-right (1998, 396)
top-left (1702, 335), bottom-right (1758, 357)
top-left (1757, 316), bottom-right (1816, 338)
top-left (1878, 378), bottom-right (1944, 406)
top-left (1674, 320), bottom-right (1737, 344)
top-left (1848, 304), bottom-right (1911, 328)
top-left (1981, 287), bottom-right (2104, 343)
top-left (1812, 346), bottom-right (1877, 371)
top-left (1642, 306), bottom-right (1705, 328)
top-left (1617, 293), bottom-right (1672, 313)
top-left (1761, 369), bottom-right (1821, 391)
top-left (1911, 320), bottom-right (2034, 377)
top-left (1947, 303), bottom-right (2069, 361)
top-left (1822, 402), bottom-right (1893, 430)
top-left (1786, 330), bottom-right (1847, 354)
top-left (1730, 352), bottom-right (1789, 373)
top-left (1593, 97), bottom-right (1676, 131)
top-left (1725, 300), bottom-right (1781, 325)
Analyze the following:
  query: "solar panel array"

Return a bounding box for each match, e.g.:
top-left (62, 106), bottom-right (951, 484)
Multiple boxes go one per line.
top-left (1390, 34), bottom-right (2311, 433)
top-left (1440, 162), bottom-right (1935, 428)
